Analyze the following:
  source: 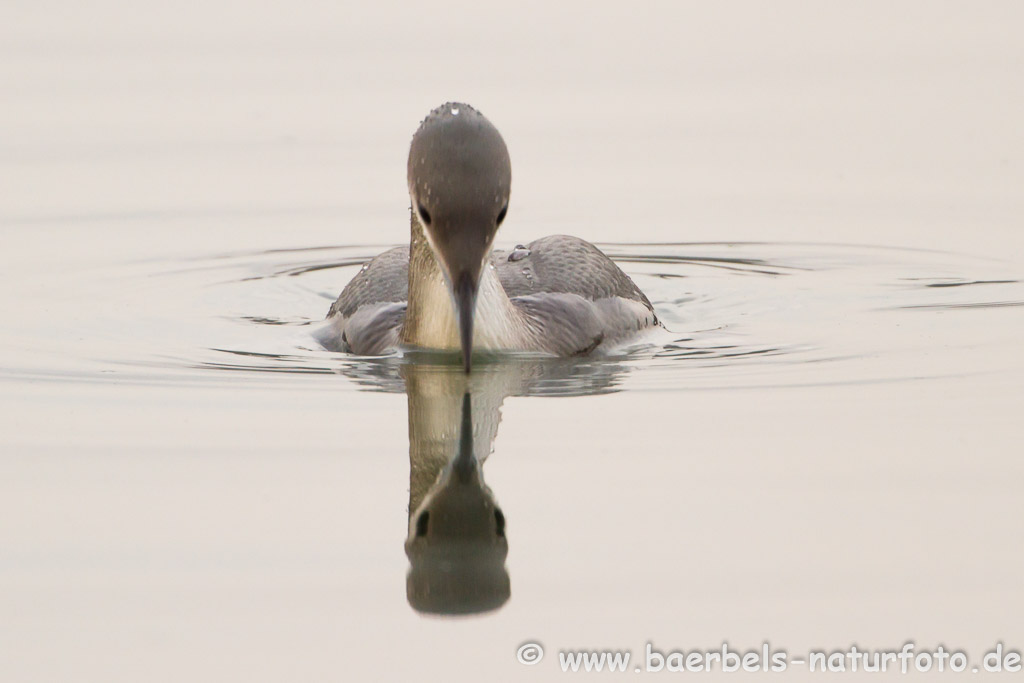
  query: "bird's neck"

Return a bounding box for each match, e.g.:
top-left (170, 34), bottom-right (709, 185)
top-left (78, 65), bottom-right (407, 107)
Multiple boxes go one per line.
top-left (401, 212), bottom-right (532, 351)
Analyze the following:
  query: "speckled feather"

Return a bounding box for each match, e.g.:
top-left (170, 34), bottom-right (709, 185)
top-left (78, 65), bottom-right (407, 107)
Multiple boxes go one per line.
top-left (492, 235), bottom-right (654, 310)
top-left (327, 246), bottom-right (409, 320)
top-left (322, 235), bottom-right (656, 354)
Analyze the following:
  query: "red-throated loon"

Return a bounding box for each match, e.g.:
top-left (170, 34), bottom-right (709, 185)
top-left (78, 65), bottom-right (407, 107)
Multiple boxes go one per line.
top-left (318, 102), bottom-right (658, 371)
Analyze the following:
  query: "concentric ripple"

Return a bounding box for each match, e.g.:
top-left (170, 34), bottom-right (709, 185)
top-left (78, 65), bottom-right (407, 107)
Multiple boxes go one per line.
top-left (3, 242), bottom-right (1022, 394)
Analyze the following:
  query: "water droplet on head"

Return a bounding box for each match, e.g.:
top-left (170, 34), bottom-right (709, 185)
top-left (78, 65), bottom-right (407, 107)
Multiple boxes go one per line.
top-left (451, 107), bottom-right (460, 116)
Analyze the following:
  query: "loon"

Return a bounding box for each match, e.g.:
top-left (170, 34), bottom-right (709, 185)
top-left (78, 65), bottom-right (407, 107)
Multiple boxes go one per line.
top-left (319, 102), bottom-right (658, 371)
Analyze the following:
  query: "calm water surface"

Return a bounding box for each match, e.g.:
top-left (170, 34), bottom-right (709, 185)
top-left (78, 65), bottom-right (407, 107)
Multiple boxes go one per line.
top-left (3, 2), bottom-right (1024, 681)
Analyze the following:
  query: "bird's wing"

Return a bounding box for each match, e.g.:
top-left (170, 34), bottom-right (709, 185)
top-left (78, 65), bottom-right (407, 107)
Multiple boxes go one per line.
top-left (492, 235), bottom-right (658, 353)
top-left (319, 246), bottom-right (410, 354)
top-left (492, 235), bottom-right (653, 310)
top-left (327, 246), bottom-right (410, 319)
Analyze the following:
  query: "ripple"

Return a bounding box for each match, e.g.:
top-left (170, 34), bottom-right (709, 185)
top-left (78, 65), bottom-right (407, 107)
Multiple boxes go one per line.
top-left (2, 242), bottom-right (1022, 393)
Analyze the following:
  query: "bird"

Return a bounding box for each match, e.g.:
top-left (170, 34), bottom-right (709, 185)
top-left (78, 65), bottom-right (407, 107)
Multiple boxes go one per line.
top-left (318, 102), bottom-right (658, 372)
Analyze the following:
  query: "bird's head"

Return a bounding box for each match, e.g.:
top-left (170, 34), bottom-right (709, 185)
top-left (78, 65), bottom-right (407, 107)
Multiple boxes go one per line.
top-left (407, 103), bottom-right (511, 372)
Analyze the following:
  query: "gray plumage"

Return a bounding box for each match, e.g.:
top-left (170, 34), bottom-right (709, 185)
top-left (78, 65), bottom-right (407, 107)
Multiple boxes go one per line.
top-left (319, 233), bottom-right (657, 355)
top-left (317, 102), bottom-right (659, 365)
top-left (494, 235), bottom-right (653, 305)
top-left (327, 246), bottom-right (409, 320)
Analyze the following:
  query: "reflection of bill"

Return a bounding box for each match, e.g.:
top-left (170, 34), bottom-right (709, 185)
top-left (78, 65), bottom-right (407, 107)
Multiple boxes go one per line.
top-left (398, 359), bottom-right (631, 616)
top-left (405, 390), bottom-right (509, 615)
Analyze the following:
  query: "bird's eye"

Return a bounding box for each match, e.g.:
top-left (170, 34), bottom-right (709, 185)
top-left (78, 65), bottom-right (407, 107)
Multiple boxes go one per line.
top-left (494, 508), bottom-right (505, 537)
top-left (417, 204), bottom-right (432, 226)
top-left (496, 205), bottom-right (508, 225)
top-left (415, 511), bottom-right (429, 537)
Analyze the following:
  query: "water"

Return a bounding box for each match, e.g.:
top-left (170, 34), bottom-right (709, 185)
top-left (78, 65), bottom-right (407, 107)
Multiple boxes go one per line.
top-left (8, 240), bottom-right (1020, 391)
top-left (3, 2), bottom-right (1024, 681)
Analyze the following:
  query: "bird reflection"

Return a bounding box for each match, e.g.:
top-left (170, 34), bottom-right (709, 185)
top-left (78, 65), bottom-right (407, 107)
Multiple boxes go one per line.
top-left (341, 355), bottom-right (633, 615)
top-left (405, 385), bottom-right (508, 615)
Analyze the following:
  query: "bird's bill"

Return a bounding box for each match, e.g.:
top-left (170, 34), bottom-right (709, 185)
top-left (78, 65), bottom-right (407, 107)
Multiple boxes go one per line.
top-left (430, 216), bottom-right (495, 373)
top-left (453, 270), bottom-right (479, 373)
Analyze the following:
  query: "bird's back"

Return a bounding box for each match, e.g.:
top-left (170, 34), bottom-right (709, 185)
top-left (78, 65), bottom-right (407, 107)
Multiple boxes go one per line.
top-left (492, 235), bottom-right (653, 310)
top-left (320, 236), bottom-right (657, 355)
top-left (327, 245), bottom-right (409, 320)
